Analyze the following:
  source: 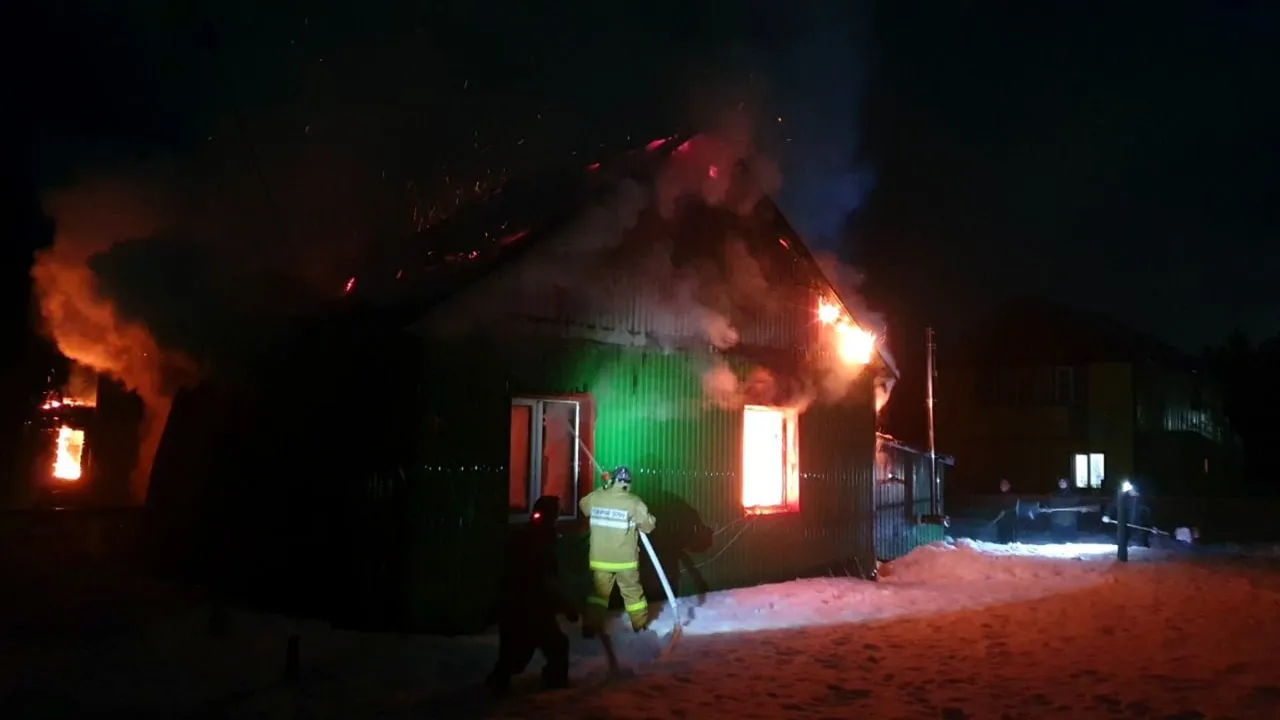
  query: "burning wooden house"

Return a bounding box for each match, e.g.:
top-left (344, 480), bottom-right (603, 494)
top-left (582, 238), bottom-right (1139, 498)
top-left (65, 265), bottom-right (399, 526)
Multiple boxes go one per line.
top-left (34, 392), bottom-right (95, 494)
top-left (26, 370), bottom-right (147, 508)
top-left (152, 134), bottom-right (945, 632)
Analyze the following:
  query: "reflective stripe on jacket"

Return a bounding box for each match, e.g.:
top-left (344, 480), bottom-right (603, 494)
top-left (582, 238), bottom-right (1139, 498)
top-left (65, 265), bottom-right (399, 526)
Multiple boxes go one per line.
top-left (579, 485), bottom-right (656, 571)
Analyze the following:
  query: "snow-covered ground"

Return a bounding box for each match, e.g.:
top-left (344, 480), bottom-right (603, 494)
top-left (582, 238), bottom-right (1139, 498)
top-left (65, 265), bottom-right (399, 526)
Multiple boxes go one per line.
top-left (6, 539), bottom-right (1280, 718)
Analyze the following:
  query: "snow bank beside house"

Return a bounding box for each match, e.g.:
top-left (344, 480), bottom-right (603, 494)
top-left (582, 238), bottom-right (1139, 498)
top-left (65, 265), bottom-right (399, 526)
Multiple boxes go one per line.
top-left (877, 537), bottom-right (1127, 583)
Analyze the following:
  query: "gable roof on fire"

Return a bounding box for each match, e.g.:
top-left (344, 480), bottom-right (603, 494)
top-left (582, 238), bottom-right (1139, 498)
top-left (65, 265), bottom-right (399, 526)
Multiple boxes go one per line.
top-left (346, 134), bottom-right (899, 378)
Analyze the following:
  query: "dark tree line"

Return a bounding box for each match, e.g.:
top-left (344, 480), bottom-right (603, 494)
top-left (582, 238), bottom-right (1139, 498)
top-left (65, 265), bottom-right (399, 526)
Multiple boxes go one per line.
top-left (1205, 330), bottom-right (1280, 494)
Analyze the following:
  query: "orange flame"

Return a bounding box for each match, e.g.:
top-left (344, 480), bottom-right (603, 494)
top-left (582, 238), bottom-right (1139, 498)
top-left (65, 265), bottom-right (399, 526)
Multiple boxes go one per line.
top-left (817, 297), bottom-right (876, 366)
top-left (53, 426), bottom-right (86, 481)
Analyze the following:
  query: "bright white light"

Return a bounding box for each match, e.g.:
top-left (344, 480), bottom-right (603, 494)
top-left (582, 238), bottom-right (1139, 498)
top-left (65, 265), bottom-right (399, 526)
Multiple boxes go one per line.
top-left (1022, 543), bottom-right (1119, 559)
top-left (1121, 480), bottom-right (1134, 494)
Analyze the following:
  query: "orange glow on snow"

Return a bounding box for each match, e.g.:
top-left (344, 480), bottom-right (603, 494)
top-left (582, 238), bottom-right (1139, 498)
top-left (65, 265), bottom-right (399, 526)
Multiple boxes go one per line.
top-left (742, 405), bottom-right (800, 515)
top-left (53, 426), bottom-right (86, 481)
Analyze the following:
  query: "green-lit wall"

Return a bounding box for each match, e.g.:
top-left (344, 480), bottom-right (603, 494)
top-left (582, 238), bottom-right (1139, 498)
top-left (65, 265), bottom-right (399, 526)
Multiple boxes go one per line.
top-left (383, 336), bottom-right (878, 633)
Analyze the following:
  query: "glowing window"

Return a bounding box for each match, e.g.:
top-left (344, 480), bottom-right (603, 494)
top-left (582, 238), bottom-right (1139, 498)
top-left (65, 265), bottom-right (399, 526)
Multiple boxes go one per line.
top-left (53, 426), bottom-right (86, 481)
top-left (742, 405), bottom-right (800, 514)
top-left (1072, 453), bottom-right (1104, 489)
top-left (509, 398), bottom-right (581, 521)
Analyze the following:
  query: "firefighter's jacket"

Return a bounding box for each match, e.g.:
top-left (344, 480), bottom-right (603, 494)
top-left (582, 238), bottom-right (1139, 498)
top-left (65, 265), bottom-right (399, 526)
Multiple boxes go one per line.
top-left (579, 485), bottom-right (656, 572)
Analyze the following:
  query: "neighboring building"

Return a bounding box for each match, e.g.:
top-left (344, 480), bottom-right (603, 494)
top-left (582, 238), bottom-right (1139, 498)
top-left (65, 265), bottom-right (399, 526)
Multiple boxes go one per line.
top-left (150, 135), bottom-right (944, 634)
top-left (938, 298), bottom-right (1242, 498)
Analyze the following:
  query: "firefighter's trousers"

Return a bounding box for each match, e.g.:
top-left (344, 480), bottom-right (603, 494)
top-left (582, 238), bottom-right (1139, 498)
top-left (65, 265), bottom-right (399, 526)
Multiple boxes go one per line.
top-left (586, 568), bottom-right (649, 632)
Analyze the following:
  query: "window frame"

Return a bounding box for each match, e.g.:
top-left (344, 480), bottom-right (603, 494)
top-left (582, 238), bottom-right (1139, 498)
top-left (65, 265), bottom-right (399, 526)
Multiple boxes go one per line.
top-left (741, 404), bottom-right (801, 516)
top-left (1071, 452), bottom-right (1105, 489)
top-left (508, 396), bottom-right (588, 524)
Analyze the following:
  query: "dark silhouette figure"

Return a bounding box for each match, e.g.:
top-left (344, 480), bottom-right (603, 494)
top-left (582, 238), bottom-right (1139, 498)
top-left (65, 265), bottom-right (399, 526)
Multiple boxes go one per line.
top-left (996, 478), bottom-right (1019, 543)
top-left (639, 488), bottom-right (713, 611)
top-left (1047, 477), bottom-right (1079, 543)
top-left (1104, 486), bottom-right (1152, 548)
top-left (486, 496), bottom-right (577, 695)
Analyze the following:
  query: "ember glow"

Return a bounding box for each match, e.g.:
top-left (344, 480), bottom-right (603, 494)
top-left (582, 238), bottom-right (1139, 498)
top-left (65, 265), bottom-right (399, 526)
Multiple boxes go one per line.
top-left (742, 405), bottom-right (800, 514)
top-left (817, 297), bottom-right (876, 366)
top-left (41, 397), bottom-right (95, 411)
top-left (343, 276), bottom-right (356, 294)
top-left (53, 426), bottom-right (86, 481)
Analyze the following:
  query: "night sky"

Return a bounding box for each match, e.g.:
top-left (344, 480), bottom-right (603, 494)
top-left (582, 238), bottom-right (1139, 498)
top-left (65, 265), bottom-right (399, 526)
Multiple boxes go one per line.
top-left (858, 1), bottom-right (1280, 354)
top-left (13, 0), bottom-right (1280, 385)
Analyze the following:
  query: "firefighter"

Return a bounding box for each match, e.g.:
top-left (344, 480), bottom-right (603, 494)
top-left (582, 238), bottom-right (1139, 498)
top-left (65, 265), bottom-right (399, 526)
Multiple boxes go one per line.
top-left (580, 466), bottom-right (657, 635)
top-left (486, 496), bottom-right (577, 696)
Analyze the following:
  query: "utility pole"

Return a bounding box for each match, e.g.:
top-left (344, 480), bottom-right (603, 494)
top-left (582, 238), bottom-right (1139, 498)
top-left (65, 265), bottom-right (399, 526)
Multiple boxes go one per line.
top-left (926, 327), bottom-right (939, 516)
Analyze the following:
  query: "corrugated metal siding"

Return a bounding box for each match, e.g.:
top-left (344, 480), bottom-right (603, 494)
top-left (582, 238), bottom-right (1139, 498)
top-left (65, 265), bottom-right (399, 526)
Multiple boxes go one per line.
top-left (384, 337), bottom-right (879, 626)
top-left (506, 340), bottom-right (879, 594)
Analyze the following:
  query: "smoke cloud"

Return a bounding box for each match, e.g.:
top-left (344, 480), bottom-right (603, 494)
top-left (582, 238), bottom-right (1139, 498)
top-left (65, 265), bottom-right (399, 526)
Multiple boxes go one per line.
top-left (425, 113), bottom-right (891, 416)
top-left (31, 173), bottom-right (196, 504)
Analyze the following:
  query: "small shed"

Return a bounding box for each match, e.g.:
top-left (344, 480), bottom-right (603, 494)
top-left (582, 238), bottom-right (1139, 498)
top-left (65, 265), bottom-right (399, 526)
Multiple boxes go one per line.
top-left (874, 433), bottom-right (953, 561)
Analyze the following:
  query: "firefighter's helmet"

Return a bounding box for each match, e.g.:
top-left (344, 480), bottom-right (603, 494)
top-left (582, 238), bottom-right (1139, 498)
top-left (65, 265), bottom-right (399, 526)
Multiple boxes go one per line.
top-left (608, 466), bottom-right (632, 490)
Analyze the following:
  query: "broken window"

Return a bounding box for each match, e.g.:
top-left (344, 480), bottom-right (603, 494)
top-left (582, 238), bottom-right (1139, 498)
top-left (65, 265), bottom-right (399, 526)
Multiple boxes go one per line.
top-left (742, 405), bottom-right (800, 514)
top-left (509, 398), bottom-right (582, 520)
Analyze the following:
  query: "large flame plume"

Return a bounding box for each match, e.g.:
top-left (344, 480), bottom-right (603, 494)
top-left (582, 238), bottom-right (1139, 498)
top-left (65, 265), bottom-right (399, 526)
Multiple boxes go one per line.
top-left (30, 178), bottom-right (193, 504)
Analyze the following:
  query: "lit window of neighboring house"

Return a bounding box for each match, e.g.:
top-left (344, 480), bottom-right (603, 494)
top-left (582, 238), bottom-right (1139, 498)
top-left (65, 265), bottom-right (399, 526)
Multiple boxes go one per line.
top-left (1072, 453), bottom-right (1104, 489)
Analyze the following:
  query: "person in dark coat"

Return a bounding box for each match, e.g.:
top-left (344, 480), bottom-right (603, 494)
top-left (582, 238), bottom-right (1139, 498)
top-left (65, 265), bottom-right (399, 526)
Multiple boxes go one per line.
top-left (1105, 484), bottom-right (1152, 548)
top-left (1047, 477), bottom-right (1079, 543)
top-left (996, 478), bottom-right (1020, 544)
top-left (486, 496), bottom-right (578, 695)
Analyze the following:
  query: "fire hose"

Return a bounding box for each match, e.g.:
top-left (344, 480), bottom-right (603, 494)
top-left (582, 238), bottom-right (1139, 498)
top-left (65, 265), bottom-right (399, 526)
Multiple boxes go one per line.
top-left (1100, 515), bottom-right (1197, 543)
